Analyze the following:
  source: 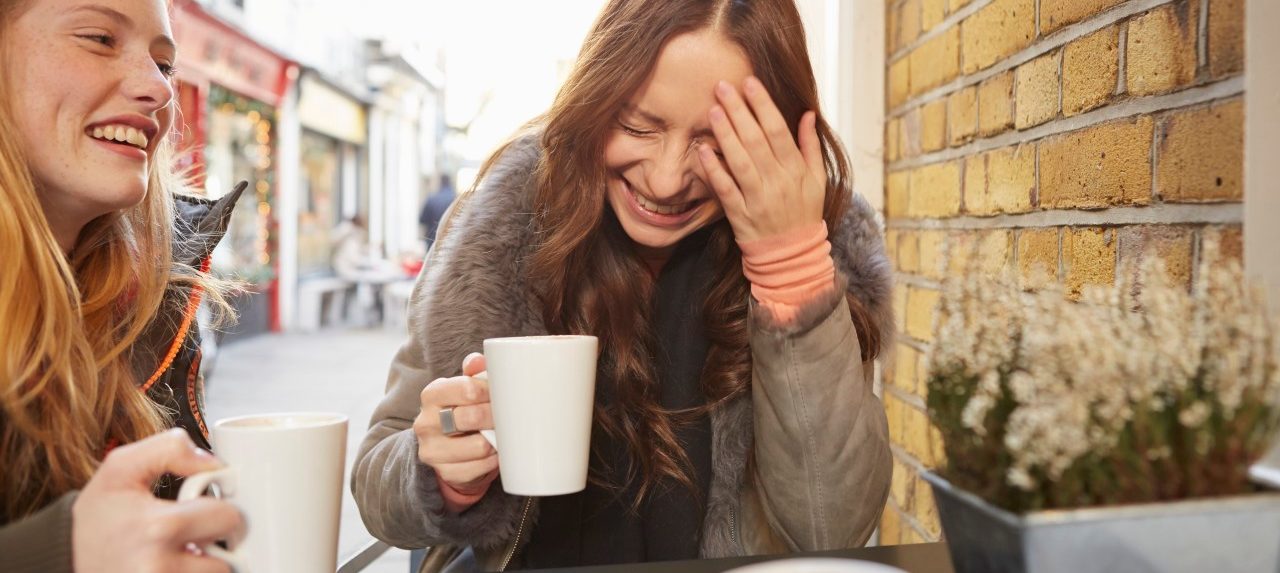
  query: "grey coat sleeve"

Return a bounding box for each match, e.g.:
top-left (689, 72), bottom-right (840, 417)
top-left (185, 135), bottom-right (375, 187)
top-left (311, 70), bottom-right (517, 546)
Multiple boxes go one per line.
top-left (349, 150), bottom-right (540, 552)
top-left (745, 283), bottom-right (893, 551)
top-left (0, 492), bottom-right (77, 573)
top-left (350, 265), bottom-right (525, 551)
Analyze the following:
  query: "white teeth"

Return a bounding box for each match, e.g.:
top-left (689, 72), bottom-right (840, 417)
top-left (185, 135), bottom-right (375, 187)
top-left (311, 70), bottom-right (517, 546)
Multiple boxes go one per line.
top-left (127, 129), bottom-right (147, 148)
top-left (89, 124), bottom-right (149, 149)
top-left (632, 188), bottom-right (692, 215)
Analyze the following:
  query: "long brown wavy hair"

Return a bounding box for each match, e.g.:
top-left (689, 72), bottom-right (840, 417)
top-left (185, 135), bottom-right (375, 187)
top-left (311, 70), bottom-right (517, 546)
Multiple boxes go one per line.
top-left (0, 0), bottom-right (231, 521)
top-left (485, 0), bottom-right (883, 502)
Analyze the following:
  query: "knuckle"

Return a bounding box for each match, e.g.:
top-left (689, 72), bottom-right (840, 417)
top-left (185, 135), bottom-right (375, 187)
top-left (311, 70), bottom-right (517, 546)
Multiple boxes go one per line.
top-left (166, 426), bottom-right (190, 441)
top-left (412, 411), bottom-right (434, 435)
top-left (137, 559), bottom-right (165, 573)
top-left (146, 513), bottom-right (183, 543)
top-left (417, 440), bottom-right (437, 465)
top-left (456, 407), bottom-right (479, 431)
top-left (101, 445), bottom-right (127, 468)
top-left (213, 500), bottom-right (244, 528)
top-left (421, 378), bottom-right (446, 402)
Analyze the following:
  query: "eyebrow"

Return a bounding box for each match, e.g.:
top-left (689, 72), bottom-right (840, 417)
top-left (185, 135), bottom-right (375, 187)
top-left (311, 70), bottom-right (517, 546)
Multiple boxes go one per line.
top-left (622, 104), bottom-right (716, 140)
top-left (70, 5), bottom-right (178, 54)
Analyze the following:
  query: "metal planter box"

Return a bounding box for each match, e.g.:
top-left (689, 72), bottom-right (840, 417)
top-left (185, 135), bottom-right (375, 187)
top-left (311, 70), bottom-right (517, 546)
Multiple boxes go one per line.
top-left (922, 471), bottom-right (1280, 573)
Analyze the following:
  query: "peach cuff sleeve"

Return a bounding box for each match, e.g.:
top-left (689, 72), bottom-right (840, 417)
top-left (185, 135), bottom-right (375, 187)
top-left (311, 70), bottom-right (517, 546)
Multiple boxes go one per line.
top-left (737, 222), bottom-right (838, 326)
top-left (437, 469), bottom-right (499, 514)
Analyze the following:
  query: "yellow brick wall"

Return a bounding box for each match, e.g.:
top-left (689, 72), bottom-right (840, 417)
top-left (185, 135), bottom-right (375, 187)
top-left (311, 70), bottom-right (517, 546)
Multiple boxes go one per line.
top-left (880, 0), bottom-right (1244, 544)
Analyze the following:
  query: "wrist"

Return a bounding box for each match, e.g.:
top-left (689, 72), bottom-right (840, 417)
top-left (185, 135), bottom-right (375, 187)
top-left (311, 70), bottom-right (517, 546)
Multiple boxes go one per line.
top-left (737, 222), bottom-right (837, 324)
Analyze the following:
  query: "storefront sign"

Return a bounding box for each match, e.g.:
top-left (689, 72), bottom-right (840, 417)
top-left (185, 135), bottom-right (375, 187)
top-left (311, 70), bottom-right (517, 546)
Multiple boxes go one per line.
top-left (298, 74), bottom-right (368, 144)
top-left (172, 0), bottom-right (295, 106)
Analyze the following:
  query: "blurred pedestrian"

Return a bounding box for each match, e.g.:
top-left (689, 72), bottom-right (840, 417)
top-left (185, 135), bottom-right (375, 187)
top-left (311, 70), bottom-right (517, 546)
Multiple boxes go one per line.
top-left (0, 0), bottom-right (245, 570)
top-left (418, 174), bottom-right (456, 252)
top-left (354, 0), bottom-right (893, 570)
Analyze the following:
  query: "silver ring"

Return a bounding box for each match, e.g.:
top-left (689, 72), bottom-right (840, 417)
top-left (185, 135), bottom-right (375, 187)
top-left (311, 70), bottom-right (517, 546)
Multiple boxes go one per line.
top-left (438, 407), bottom-right (462, 436)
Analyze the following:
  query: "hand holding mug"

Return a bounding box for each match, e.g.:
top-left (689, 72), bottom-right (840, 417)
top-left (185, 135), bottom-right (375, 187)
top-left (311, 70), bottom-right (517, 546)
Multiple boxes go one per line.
top-left (73, 428), bottom-right (244, 573)
top-left (414, 352), bottom-right (498, 494)
top-left (176, 413), bottom-right (347, 573)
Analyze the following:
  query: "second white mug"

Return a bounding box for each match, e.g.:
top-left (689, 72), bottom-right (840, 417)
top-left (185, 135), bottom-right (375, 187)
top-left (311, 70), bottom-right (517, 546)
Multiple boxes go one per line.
top-left (177, 412), bottom-right (347, 573)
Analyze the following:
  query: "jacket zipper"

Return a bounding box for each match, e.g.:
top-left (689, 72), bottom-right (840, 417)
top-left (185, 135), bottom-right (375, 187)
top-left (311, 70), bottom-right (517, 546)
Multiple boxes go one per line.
top-left (499, 497), bottom-right (534, 571)
top-left (728, 503), bottom-right (741, 553)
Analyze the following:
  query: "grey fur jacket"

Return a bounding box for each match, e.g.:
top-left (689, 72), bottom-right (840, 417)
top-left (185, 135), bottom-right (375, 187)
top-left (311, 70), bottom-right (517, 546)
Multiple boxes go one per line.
top-left (352, 134), bottom-right (894, 572)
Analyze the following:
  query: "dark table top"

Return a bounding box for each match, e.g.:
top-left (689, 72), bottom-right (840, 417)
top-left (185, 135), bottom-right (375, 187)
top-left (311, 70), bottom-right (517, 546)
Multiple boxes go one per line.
top-left (527, 543), bottom-right (954, 573)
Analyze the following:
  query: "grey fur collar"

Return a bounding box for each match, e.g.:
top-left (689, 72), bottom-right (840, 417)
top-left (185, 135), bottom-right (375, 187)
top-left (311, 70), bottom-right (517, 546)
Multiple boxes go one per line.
top-left (416, 132), bottom-right (895, 557)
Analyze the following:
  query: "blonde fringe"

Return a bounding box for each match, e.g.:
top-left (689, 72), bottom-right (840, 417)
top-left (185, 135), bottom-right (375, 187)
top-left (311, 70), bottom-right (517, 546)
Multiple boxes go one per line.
top-left (0, 24), bottom-right (235, 516)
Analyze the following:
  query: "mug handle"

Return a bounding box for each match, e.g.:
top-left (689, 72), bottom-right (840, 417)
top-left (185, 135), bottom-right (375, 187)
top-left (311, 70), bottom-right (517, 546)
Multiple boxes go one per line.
top-left (473, 372), bottom-right (499, 450)
top-left (177, 468), bottom-right (247, 572)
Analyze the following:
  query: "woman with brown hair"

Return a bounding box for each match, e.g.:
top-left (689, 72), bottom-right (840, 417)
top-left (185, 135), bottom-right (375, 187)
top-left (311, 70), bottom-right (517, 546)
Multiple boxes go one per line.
top-left (354, 0), bottom-right (893, 569)
top-left (0, 0), bottom-right (244, 571)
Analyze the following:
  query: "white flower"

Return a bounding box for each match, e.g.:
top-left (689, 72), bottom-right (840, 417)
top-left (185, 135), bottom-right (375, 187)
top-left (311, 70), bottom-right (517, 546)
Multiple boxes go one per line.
top-left (926, 236), bottom-right (1279, 504)
top-left (1008, 467), bottom-right (1035, 490)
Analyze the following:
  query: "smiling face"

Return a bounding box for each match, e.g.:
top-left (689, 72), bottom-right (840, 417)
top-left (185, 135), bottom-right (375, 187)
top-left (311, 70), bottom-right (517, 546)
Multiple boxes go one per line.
top-left (3, 0), bottom-right (176, 247)
top-left (603, 29), bottom-right (753, 260)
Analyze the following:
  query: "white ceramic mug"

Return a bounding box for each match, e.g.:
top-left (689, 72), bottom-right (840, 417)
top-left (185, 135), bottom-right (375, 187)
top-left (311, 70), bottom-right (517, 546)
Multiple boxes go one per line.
top-left (481, 335), bottom-right (598, 496)
top-left (177, 413), bottom-right (348, 573)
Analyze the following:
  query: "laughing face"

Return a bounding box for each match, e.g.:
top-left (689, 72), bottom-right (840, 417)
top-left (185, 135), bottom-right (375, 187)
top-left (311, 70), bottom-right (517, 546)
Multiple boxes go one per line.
top-left (4, 0), bottom-right (176, 246)
top-left (602, 29), bottom-right (753, 260)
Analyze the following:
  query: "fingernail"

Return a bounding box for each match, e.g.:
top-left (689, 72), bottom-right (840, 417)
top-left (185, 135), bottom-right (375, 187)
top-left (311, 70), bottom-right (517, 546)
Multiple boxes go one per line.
top-left (709, 106), bottom-right (725, 122)
top-left (744, 77), bottom-right (759, 94)
top-left (192, 446), bottom-right (213, 458)
top-left (716, 81), bottom-right (730, 96)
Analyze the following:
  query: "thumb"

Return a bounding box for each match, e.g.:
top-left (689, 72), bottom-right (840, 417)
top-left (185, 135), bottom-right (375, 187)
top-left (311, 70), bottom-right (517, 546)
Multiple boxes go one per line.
top-left (98, 428), bottom-right (223, 490)
top-left (462, 352), bottom-right (487, 377)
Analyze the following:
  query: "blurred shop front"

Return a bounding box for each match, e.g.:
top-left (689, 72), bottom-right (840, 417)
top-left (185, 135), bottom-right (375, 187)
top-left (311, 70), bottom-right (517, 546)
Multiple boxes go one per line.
top-left (172, 0), bottom-right (297, 341)
top-left (276, 71), bottom-right (370, 331)
top-left (295, 73), bottom-right (367, 280)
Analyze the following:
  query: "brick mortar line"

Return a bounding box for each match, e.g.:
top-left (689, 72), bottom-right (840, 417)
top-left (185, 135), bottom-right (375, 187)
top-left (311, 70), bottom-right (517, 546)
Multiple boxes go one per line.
top-left (885, 497), bottom-right (940, 542)
top-left (1117, 24), bottom-right (1129, 95)
top-left (897, 274), bottom-right (946, 290)
top-left (1056, 226), bottom-right (1066, 284)
top-left (1190, 227), bottom-right (1204, 294)
top-left (888, 0), bottom-right (994, 64)
top-left (887, 385), bottom-right (929, 411)
top-left (889, 75), bottom-right (1244, 171)
top-left (1197, 0), bottom-right (1210, 71)
top-left (884, 203), bottom-right (1243, 230)
top-left (889, 0), bottom-right (1177, 116)
top-left (891, 444), bottom-right (933, 476)
top-left (897, 337), bottom-right (933, 357)
top-left (1111, 226), bottom-right (1121, 275)
top-left (1035, 0), bottom-right (1041, 41)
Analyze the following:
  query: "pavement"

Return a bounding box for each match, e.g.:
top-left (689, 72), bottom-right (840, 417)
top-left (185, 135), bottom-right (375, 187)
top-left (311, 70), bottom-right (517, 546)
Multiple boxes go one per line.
top-left (205, 326), bottom-right (415, 573)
